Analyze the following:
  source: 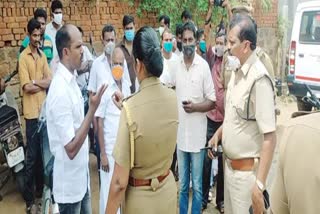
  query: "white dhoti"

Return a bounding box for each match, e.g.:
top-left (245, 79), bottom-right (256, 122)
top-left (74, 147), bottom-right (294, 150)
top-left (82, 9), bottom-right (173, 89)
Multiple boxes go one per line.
top-left (99, 154), bottom-right (120, 214)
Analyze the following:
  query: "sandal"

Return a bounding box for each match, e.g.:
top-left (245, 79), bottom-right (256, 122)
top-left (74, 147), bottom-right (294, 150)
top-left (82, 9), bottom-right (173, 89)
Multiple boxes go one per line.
top-left (215, 202), bottom-right (224, 214)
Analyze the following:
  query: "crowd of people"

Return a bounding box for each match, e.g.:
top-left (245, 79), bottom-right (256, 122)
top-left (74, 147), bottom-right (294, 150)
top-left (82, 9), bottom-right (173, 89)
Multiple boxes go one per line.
top-left (2, 0), bottom-right (316, 214)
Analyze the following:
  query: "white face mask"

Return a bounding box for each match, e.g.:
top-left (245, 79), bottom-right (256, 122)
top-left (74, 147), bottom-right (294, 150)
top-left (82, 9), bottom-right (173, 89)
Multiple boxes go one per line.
top-left (159, 26), bottom-right (165, 36)
top-left (227, 55), bottom-right (241, 71)
top-left (215, 45), bottom-right (224, 57)
top-left (104, 41), bottom-right (115, 55)
top-left (53, 13), bottom-right (63, 25)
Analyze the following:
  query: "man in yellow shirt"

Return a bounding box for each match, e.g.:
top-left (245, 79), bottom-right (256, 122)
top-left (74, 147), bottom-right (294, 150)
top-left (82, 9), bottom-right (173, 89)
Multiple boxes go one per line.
top-left (19, 18), bottom-right (51, 213)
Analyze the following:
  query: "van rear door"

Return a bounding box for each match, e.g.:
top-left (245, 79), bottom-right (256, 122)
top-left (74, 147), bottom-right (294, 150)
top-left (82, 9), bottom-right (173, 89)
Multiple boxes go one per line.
top-left (295, 9), bottom-right (320, 90)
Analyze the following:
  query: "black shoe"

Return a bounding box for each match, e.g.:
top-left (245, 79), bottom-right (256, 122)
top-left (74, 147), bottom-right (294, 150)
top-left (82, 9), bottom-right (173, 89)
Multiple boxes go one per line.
top-left (202, 203), bottom-right (207, 211)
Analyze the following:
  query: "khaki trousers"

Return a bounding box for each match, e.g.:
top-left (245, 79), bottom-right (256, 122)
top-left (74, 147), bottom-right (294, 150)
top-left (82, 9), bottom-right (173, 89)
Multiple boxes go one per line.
top-left (224, 160), bottom-right (256, 214)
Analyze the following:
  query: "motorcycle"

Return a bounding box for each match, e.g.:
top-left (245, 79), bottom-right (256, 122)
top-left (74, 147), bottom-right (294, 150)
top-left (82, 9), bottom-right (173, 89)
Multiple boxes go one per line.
top-left (0, 70), bottom-right (25, 201)
top-left (291, 84), bottom-right (320, 118)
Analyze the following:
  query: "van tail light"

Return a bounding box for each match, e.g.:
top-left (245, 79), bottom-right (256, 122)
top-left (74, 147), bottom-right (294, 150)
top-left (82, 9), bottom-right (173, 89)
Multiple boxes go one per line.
top-left (289, 41), bottom-right (296, 75)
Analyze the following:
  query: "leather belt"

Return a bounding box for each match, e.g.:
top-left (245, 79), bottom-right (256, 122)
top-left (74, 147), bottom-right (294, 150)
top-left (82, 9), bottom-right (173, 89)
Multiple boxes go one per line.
top-left (129, 170), bottom-right (170, 187)
top-left (228, 157), bottom-right (259, 171)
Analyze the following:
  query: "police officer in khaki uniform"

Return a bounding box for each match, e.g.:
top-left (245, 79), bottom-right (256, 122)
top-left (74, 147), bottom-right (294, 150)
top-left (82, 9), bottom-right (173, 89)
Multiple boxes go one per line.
top-left (271, 112), bottom-right (320, 214)
top-left (106, 26), bottom-right (178, 214)
top-left (209, 14), bottom-right (276, 214)
top-left (221, 1), bottom-right (275, 91)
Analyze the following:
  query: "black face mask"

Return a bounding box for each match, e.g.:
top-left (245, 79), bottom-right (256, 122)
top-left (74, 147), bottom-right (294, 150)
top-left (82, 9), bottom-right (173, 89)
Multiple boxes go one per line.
top-left (177, 41), bottom-right (183, 52)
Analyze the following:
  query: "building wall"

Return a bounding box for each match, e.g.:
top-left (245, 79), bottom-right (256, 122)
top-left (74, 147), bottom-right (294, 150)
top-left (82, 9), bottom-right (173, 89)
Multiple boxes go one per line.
top-left (0, 0), bottom-right (157, 117)
top-left (0, 0), bottom-right (279, 120)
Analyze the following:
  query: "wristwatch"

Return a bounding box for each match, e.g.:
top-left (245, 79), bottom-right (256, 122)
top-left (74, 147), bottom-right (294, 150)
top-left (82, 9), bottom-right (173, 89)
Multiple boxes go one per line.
top-left (256, 179), bottom-right (265, 192)
top-left (32, 80), bottom-right (36, 85)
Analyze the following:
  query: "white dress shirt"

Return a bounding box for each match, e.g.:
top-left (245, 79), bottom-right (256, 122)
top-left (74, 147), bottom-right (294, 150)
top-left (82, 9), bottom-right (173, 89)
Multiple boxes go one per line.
top-left (160, 52), bottom-right (179, 86)
top-left (45, 22), bottom-right (62, 60)
top-left (95, 76), bottom-right (131, 155)
top-left (46, 63), bottom-right (89, 203)
top-left (87, 53), bottom-right (131, 93)
top-left (174, 54), bottom-right (216, 153)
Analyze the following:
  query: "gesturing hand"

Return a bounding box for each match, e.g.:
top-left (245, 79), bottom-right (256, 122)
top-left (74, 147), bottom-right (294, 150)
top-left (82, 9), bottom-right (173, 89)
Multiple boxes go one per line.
top-left (112, 90), bottom-right (124, 110)
top-left (90, 84), bottom-right (108, 111)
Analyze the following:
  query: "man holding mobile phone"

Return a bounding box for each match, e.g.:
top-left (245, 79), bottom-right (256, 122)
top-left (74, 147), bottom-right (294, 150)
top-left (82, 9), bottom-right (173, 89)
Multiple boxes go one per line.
top-left (173, 22), bottom-right (216, 214)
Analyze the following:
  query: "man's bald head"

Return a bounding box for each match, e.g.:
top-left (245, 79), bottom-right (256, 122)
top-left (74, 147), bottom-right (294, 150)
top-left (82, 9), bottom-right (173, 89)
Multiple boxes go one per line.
top-left (112, 47), bottom-right (125, 66)
top-left (229, 14), bottom-right (257, 51)
top-left (56, 24), bottom-right (81, 59)
top-left (56, 24), bottom-right (83, 71)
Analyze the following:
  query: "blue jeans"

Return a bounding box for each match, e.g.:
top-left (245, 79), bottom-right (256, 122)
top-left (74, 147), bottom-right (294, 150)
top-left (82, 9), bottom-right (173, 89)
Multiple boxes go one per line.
top-left (58, 189), bottom-right (92, 214)
top-left (178, 149), bottom-right (205, 214)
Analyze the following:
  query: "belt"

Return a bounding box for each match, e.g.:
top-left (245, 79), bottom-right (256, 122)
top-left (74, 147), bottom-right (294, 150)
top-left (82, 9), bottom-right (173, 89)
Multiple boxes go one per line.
top-left (129, 170), bottom-right (170, 187)
top-left (227, 157), bottom-right (259, 171)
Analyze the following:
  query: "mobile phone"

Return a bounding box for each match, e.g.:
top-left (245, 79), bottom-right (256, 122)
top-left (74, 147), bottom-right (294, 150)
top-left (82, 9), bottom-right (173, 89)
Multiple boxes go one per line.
top-left (249, 190), bottom-right (270, 214)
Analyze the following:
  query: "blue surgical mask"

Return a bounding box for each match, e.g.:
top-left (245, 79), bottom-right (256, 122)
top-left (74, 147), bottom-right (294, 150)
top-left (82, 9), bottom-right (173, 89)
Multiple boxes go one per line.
top-left (163, 41), bottom-right (173, 53)
top-left (199, 40), bottom-right (206, 53)
top-left (125, 29), bottom-right (135, 41)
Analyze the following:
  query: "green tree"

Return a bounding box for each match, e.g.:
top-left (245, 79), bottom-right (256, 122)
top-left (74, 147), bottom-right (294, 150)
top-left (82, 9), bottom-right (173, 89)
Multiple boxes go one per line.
top-left (123, 0), bottom-right (228, 33)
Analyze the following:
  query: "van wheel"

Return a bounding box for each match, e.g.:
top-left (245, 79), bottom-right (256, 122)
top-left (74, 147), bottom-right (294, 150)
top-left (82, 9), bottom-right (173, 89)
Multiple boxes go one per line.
top-left (297, 97), bottom-right (312, 111)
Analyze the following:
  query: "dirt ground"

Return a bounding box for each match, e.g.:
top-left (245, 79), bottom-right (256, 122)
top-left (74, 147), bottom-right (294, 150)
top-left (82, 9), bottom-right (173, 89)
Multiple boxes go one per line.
top-left (0, 97), bottom-right (298, 214)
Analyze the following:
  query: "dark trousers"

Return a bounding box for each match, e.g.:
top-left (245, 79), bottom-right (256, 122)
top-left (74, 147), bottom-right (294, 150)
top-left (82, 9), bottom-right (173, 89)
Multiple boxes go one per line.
top-left (24, 119), bottom-right (44, 207)
top-left (202, 118), bottom-right (223, 207)
top-left (170, 146), bottom-right (177, 177)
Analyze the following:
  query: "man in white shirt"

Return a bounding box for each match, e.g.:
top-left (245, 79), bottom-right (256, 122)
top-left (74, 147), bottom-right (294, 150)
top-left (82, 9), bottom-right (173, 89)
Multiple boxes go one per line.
top-left (160, 29), bottom-right (179, 86)
top-left (87, 24), bottom-right (130, 173)
top-left (46, 24), bottom-right (107, 214)
top-left (96, 47), bottom-right (131, 214)
top-left (45, 0), bottom-right (63, 60)
top-left (174, 22), bottom-right (216, 214)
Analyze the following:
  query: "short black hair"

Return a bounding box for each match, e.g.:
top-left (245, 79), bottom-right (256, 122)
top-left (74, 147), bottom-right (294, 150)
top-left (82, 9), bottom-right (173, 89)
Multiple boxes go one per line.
top-left (216, 32), bottom-right (227, 43)
top-left (175, 23), bottom-right (183, 36)
top-left (56, 24), bottom-right (72, 60)
top-left (34, 8), bottom-right (47, 21)
top-left (122, 15), bottom-right (135, 27)
top-left (181, 10), bottom-right (192, 20)
top-left (27, 18), bottom-right (41, 35)
top-left (182, 21), bottom-right (196, 38)
top-left (102, 24), bottom-right (116, 39)
top-left (159, 15), bottom-right (170, 28)
top-left (51, 0), bottom-right (63, 13)
top-left (196, 29), bottom-right (204, 41)
top-left (77, 26), bottom-right (84, 35)
top-left (133, 27), bottom-right (163, 78)
top-left (230, 14), bottom-right (257, 50)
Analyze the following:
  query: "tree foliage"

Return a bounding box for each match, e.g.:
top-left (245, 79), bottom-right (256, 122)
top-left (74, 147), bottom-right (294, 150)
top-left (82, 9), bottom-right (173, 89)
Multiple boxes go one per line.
top-left (123, 0), bottom-right (228, 33)
top-left (122, 0), bottom-right (273, 33)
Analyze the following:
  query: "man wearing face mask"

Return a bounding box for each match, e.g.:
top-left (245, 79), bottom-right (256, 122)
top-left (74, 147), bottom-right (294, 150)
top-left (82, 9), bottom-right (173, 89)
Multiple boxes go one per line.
top-left (45, 0), bottom-right (63, 61)
top-left (173, 21), bottom-right (216, 214)
top-left (19, 18), bottom-right (52, 213)
top-left (96, 47), bottom-right (131, 214)
top-left (88, 24), bottom-right (130, 174)
top-left (117, 15), bottom-right (136, 93)
top-left (158, 14), bottom-right (170, 36)
top-left (160, 29), bottom-right (179, 86)
top-left (208, 14), bottom-right (276, 214)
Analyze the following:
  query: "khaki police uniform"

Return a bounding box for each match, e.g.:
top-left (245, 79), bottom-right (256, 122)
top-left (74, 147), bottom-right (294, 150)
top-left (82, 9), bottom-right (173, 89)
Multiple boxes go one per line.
top-left (222, 49), bottom-right (276, 213)
top-left (112, 77), bottom-right (179, 214)
top-left (271, 112), bottom-right (320, 214)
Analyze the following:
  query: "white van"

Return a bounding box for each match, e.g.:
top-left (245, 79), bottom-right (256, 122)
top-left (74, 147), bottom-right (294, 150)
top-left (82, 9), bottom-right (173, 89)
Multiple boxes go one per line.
top-left (287, 1), bottom-right (320, 111)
